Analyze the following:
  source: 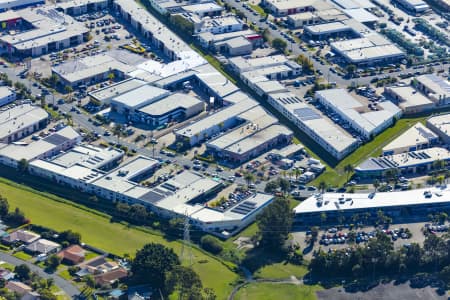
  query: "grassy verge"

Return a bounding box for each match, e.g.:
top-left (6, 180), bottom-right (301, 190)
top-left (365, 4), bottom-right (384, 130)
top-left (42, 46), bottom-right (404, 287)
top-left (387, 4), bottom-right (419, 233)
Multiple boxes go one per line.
top-left (189, 43), bottom-right (237, 84)
top-left (235, 282), bottom-right (321, 300)
top-left (0, 180), bottom-right (238, 298)
top-left (311, 116), bottom-right (429, 187)
top-left (58, 269), bottom-right (72, 281)
top-left (248, 4), bottom-right (267, 17)
top-left (13, 251), bottom-right (33, 261)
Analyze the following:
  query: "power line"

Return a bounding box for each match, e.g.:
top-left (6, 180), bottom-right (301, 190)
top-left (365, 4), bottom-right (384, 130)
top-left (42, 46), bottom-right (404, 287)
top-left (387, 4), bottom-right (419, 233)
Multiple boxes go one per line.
top-left (180, 211), bottom-right (193, 266)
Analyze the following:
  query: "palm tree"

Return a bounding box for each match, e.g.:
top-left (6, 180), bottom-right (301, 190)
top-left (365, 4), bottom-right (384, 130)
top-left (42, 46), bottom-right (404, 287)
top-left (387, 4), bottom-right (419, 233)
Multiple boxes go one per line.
top-left (244, 172), bottom-right (255, 187)
top-left (373, 179), bottom-right (380, 192)
top-left (113, 124), bottom-right (123, 144)
top-left (433, 159), bottom-right (445, 171)
top-left (294, 168), bottom-right (302, 181)
top-left (49, 74), bottom-right (59, 88)
top-left (344, 164), bottom-right (354, 182)
top-left (107, 72), bottom-right (115, 83)
top-left (318, 181), bottom-right (327, 193)
top-left (65, 113), bottom-right (73, 126)
top-left (64, 85), bottom-right (73, 102)
top-left (320, 212), bottom-right (327, 227)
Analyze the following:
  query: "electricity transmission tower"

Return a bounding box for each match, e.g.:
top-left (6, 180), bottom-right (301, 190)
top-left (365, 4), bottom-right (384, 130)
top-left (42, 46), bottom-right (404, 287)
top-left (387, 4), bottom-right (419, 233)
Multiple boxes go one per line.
top-left (180, 213), bottom-right (193, 266)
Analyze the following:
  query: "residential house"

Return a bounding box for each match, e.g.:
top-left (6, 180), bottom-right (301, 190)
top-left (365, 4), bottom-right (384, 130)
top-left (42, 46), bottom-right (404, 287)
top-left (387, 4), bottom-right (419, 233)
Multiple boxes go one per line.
top-left (6, 281), bottom-right (32, 295)
top-left (25, 239), bottom-right (61, 255)
top-left (2, 230), bottom-right (40, 246)
top-left (57, 245), bottom-right (86, 265)
top-left (94, 268), bottom-right (128, 286)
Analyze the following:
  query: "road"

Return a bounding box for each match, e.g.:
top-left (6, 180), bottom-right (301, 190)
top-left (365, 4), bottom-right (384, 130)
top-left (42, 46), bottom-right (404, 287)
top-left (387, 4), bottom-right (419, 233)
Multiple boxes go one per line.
top-left (0, 252), bottom-right (80, 298)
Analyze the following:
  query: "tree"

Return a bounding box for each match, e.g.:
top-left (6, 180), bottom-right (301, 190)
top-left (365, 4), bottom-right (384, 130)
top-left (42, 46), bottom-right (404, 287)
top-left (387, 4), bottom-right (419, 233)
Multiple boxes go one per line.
top-left (200, 235), bottom-right (223, 254)
top-left (346, 64), bottom-right (357, 75)
top-left (293, 168), bottom-right (302, 180)
top-left (45, 254), bottom-right (61, 271)
top-left (257, 198), bottom-right (292, 248)
top-left (373, 179), bottom-right (380, 192)
top-left (170, 15), bottom-right (194, 36)
top-left (107, 72), bottom-right (115, 82)
top-left (344, 164), bottom-right (354, 182)
top-left (14, 264), bottom-right (30, 280)
top-left (439, 265), bottom-right (450, 287)
top-left (165, 266), bottom-right (203, 299)
top-left (5, 207), bottom-right (26, 225)
top-left (65, 113), bottom-right (73, 126)
top-left (59, 230), bottom-right (81, 245)
top-left (128, 204), bottom-right (149, 223)
top-left (85, 274), bottom-right (96, 288)
top-left (278, 178), bottom-right (290, 196)
top-left (244, 172), bottom-right (255, 186)
top-left (49, 74), bottom-right (59, 88)
top-left (272, 38), bottom-right (287, 52)
top-left (264, 180), bottom-right (279, 193)
top-left (18, 158), bottom-right (29, 174)
top-left (0, 196), bottom-right (9, 218)
top-left (64, 85), bottom-right (73, 102)
top-left (204, 288), bottom-right (216, 300)
top-left (296, 54), bottom-right (314, 73)
top-left (318, 181), bottom-right (327, 193)
top-left (38, 289), bottom-right (57, 300)
top-left (113, 123), bottom-right (123, 143)
top-left (131, 243), bottom-right (180, 289)
top-left (320, 212), bottom-right (327, 226)
top-left (175, 141), bottom-right (184, 153)
top-left (310, 226), bottom-right (319, 243)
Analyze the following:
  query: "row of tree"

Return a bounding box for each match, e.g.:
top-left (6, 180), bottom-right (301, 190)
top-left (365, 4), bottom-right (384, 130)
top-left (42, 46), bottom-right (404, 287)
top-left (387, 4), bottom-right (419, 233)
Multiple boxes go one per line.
top-left (309, 230), bottom-right (450, 289)
top-left (0, 195), bottom-right (28, 226)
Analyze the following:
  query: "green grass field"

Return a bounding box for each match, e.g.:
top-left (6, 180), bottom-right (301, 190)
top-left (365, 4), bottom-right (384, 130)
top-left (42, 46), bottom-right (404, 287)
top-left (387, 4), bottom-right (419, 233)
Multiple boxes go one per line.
top-left (235, 282), bottom-right (321, 300)
top-left (254, 263), bottom-right (309, 280)
top-left (0, 180), bottom-right (238, 299)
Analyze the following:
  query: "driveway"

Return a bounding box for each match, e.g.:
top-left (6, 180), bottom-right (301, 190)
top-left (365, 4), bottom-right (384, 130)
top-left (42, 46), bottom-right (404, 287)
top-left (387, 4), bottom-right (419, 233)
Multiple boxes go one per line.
top-left (0, 252), bottom-right (80, 298)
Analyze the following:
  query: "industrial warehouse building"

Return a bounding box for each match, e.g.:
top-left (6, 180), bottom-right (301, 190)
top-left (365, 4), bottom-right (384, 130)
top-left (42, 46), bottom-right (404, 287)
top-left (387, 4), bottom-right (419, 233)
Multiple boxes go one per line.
top-left (0, 87), bottom-right (16, 107)
top-left (315, 89), bottom-right (402, 139)
top-left (415, 74), bottom-right (450, 107)
top-left (0, 6), bottom-right (89, 57)
top-left (206, 106), bottom-right (293, 164)
top-left (294, 187), bottom-right (450, 225)
top-left (427, 114), bottom-right (450, 144)
top-left (53, 0), bottom-right (108, 16)
top-left (393, 0), bottom-right (429, 14)
top-left (0, 0), bottom-right (44, 12)
top-left (382, 122), bottom-right (439, 155)
top-left (0, 126), bottom-right (81, 168)
top-left (385, 84), bottom-right (435, 114)
top-left (330, 35), bottom-right (405, 66)
top-left (0, 104), bottom-right (48, 143)
top-left (8, 133), bottom-right (275, 236)
top-left (109, 84), bottom-right (204, 127)
top-left (261, 0), bottom-right (319, 16)
top-left (355, 147), bottom-right (450, 178)
top-left (267, 92), bottom-right (358, 160)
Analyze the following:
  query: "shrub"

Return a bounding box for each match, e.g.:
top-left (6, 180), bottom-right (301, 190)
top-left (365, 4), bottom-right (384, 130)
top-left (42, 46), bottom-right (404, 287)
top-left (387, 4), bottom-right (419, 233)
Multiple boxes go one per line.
top-left (200, 235), bottom-right (223, 254)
